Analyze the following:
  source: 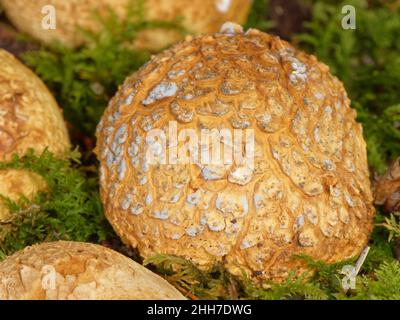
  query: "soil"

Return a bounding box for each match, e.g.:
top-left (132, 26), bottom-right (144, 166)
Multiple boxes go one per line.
top-left (268, 0), bottom-right (312, 40)
top-left (0, 21), bottom-right (38, 57)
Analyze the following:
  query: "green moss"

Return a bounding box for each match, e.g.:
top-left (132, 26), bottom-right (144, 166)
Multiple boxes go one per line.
top-left (334, 261), bottom-right (400, 300)
top-left (0, 149), bottom-right (113, 258)
top-left (378, 212), bottom-right (400, 242)
top-left (144, 245), bottom-right (400, 300)
top-left (243, 272), bottom-right (330, 300)
top-left (244, 0), bottom-right (273, 31)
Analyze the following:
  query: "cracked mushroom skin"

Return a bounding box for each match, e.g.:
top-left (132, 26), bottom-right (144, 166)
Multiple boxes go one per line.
top-left (0, 241), bottom-right (185, 300)
top-left (0, 0), bottom-right (252, 50)
top-left (0, 49), bottom-right (70, 221)
top-left (95, 24), bottom-right (375, 281)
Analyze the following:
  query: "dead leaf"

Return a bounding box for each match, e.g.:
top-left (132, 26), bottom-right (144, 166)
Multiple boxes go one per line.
top-left (373, 157), bottom-right (400, 212)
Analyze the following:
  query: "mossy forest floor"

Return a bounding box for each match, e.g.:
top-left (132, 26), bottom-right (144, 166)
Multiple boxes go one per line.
top-left (0, 0), bottom-right (399, 299)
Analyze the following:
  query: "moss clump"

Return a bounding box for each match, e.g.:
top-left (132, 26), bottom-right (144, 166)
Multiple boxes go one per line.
top-left (0, 149), bottom-right (112, 258)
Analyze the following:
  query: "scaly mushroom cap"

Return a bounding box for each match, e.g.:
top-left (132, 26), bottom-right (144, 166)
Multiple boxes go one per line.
top-left (0, 0), bottom-right (252, 50)
top-left (0, 170), bottom-right (47, 222)
top-left (0, 49), bottom-right (70, 221)
top-left (95, 24), bottom-right (375, 280)
top-left (0, 241), bottom-right (185, 300)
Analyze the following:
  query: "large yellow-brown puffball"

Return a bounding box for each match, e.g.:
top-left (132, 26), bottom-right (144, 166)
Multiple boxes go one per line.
top-left (0, 0), bottom-right (252, 50)
top-left (0, 49), bottom-right (70, 222)
top-left (0, 241), bottom-right (185, 300)
top-left (95, 24), bottom-right (375, 281)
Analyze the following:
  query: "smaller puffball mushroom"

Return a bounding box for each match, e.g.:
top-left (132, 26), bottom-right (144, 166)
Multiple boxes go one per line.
top-left (0, 49), bottom-right (70, 223)
top-left (0, 0), bottom-right (252, 50)
top-left (0, 241), bottom-right (186, 300)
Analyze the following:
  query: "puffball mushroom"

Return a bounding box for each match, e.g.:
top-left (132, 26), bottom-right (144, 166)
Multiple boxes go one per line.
top-left (0, 49), bottom-right (70, 222)
top-left (0, 241), bottom-right (185, 300)
top-left (95, 23), bottom-right (375, 281)
top-left (0, 0), bottom-right (252, 50)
